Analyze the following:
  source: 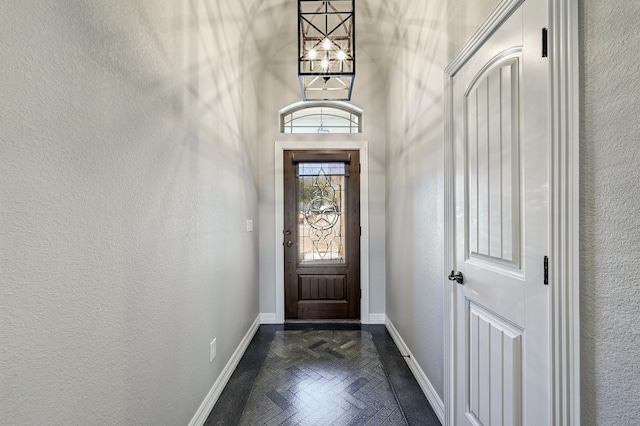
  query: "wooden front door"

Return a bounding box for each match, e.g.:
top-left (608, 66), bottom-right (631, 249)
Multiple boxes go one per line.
top-left (283, 150), bottom-right (360, 320)
top-left (450, 1), bottom-right (551, 424)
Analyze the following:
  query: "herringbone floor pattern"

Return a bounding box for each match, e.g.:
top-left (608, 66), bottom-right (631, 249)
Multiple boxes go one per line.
top-left (238, 330), bottom-right (407, 426)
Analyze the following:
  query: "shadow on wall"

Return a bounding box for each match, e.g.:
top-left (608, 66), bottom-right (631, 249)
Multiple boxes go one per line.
top-left (383, 0), bottom-right (450, 403)
top-left (57, 1), bottom-right (262, 169)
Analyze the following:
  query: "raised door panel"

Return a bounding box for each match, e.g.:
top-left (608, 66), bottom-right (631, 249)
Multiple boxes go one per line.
top-left (468, 303), bottom-right (523, 426)
top-left (466, 57), bottom-right (521, 269)
top-left (299, 275), bottom-right (347, 300)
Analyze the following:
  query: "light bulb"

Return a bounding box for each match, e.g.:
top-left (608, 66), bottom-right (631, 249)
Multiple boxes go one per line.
top-left (337, 50), bottom-right (347, 61)
top-left (308, 49), bottom-right (317, 59)
top-left (322, 38), bottom-right (332, 50)
top-left (321, 58), bottom-right (329, 69)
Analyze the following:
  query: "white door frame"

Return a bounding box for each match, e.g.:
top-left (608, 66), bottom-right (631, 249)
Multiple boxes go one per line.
top-left (443, 0), bottom-right (580, 424)
top-left (274, 140), bottom-right (370, 324)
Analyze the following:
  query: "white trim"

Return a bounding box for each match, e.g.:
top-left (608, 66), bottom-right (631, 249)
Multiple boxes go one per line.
top-left (274, 140), bottom-right (370, 324)
top-left (368, 313), bottom-right (386, 325)
top-left (443, 74), bottom-right (456, 426)
top-left (188, 316), bottom-right (261, 426)
top-left (279, 100), bottom-right (364, 116)
top-left (549, 0), bottom-right (580, 424)
top-left (385, 316), bottom-right (446, 424)
top-left (444, 0), bottom-right (525, 76)
top-left (443, 0), bottom-right (580, 425)
top-left (259, 313), bottom-right (278, 324)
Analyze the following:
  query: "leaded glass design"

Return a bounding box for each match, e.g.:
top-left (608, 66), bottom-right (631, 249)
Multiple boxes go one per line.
top-left (298, 163), bottom-right (346, 264)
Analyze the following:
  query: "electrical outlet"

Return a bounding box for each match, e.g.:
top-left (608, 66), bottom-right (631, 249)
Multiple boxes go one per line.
top-left (246, 219), bottom-right (253, 232)
top-left (210, 338), bottom-right (216, 362)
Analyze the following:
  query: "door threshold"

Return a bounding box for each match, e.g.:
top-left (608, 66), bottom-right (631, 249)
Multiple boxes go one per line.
top-left (284, 320), bottom-right (362, 330)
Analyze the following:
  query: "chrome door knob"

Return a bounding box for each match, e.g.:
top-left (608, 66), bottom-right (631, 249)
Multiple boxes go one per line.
top-left (448, 270), bottom-right (464, 284)
top-left (286, 240), bottom-right (294, 247)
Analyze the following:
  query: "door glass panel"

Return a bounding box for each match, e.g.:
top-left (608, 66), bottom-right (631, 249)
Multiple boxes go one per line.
top-left (298, 163), bottom-right (347, 264)
top-left (282, 106), bottom-right (361, 134)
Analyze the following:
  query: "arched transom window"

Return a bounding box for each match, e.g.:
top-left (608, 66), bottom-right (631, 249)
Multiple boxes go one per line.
top-left (280, 101), bottom-right (362, 134)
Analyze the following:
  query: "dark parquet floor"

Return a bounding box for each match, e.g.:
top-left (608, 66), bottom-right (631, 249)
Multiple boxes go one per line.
top-left (205, 324), bottom-right (441, 426)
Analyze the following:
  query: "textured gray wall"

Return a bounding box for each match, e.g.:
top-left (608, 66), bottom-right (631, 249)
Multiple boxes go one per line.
top-left (580, 1), bottom-right (640, 424)
top-left (384, 0), bottom-right (501, 402)
top-left (1, 1), bottom-right (260, 424)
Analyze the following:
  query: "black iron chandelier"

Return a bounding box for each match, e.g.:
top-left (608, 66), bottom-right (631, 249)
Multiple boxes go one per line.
top-left (298, 0), bottom-right (355, 101)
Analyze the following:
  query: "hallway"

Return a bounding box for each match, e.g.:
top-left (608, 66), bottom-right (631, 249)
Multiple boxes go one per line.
top-left (204, 325), bottom-right (441, 425)
top-left (3, 1), bottom-right (639, 424)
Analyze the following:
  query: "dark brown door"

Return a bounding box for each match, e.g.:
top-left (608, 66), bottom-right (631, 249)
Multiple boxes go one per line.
top-left (284, 150), bottom-right (360, 320)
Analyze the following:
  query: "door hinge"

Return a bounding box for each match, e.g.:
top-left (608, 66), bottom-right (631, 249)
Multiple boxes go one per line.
top-left (544, 256), bottom-right (549, 285)
top-left (542, 28), bottom-right (548, 58)
top-left (359, 226), bottom-right (362, 236)
top-left (359, 163), bottom-right (361, 173)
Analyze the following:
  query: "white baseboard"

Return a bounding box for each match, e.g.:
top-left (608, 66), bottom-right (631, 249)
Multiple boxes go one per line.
top-left (368, 313), bottom-right (386, 324)
top-left (385, 316), bottom-right (445, 424)
top-left (189, 315), bottom-right (261, 426)
top-left (259, 313), bottom-right (279, 324)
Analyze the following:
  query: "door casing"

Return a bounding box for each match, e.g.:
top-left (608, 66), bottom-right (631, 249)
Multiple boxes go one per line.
top-left (443, 0), bottom-right (580, 424)
top-left (274, 140), bottom-right (370, 324)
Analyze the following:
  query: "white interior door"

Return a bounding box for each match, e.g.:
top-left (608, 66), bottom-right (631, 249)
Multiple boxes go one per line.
top-left (451, 1), bottom-right (550, 425)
